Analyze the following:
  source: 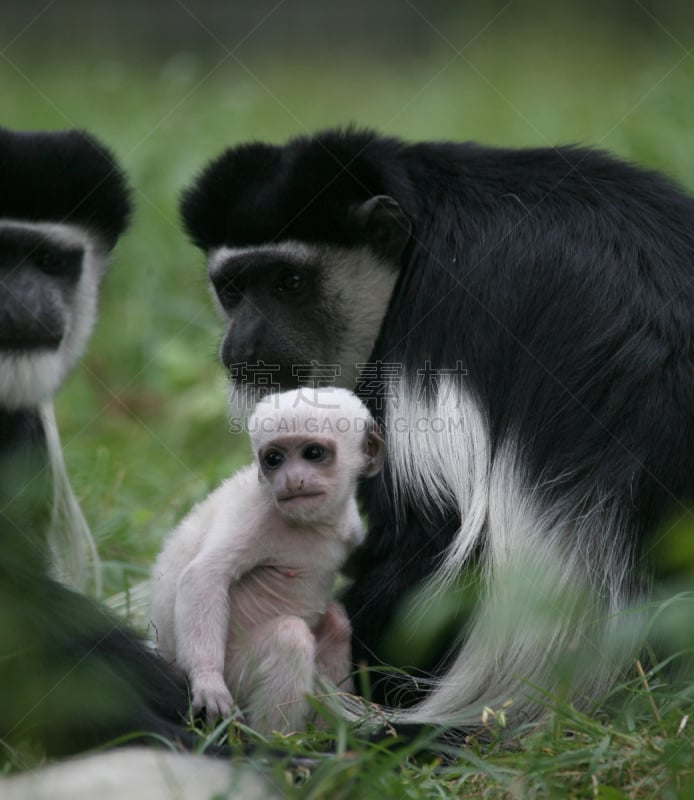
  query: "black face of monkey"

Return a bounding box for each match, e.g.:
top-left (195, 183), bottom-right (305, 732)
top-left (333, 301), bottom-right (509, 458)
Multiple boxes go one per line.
top-left (183, 135), bottom-right (411, 404)
top-left (206, 231), bottom-right (406, 405)
top-left (0, 125), bottom-right (130, 412)
top-left (209, 248), bottom-right (337, 388)
top-left (0, 225), bottom-right (85, 351)
top-left (0, 221), bottom-right (107, 411)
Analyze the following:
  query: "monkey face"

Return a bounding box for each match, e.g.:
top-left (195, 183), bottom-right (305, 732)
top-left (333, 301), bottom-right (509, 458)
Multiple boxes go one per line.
top-left (0, 221), bottom-right (107, 409)
top-left (249, 387), bottom-right (385, 525)
top-left (207, 240), bottom-right (402, 413)
top-left (180, 142), bottom-right (410, 406)
top-left (256, 435), bottom-right (340, 522)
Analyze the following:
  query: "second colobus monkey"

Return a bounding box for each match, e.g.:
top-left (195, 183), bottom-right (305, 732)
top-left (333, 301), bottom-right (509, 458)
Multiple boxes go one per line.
top-left (0, 126), bottom-right (196, 758)
top-left (150, 388), bottom-right (385, 734)
top-left (180, 128), bottom-right (694, 734)
top-left (0, 125), bottom-right (131, 594)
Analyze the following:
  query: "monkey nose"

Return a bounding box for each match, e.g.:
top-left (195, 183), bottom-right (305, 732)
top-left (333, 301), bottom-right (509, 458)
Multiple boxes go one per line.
top-left (279, 475), bottom-right (305, 498)
top-left (287, 476), bottom-right (304, 493)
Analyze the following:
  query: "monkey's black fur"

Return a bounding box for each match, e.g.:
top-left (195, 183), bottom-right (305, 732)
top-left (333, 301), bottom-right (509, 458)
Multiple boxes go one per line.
top-left (0, 513), bottom-right (195, 756)
top-left (182, 129), bottom-right (694, 714)
top-left (0, 433), bottom-right (196, 755)
top-left (0, 127), bottom-right (195, 758)
top-left (0, 127), bottom-right (131, 248)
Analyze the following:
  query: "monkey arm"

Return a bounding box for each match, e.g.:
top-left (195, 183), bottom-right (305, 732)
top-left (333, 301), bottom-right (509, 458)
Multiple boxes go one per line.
top-left (174, 519), bottom-right (261, 723)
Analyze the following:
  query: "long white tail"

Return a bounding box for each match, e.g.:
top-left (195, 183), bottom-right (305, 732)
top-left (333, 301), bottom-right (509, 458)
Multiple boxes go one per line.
top-left (340, 382), bottom-right (643, 730)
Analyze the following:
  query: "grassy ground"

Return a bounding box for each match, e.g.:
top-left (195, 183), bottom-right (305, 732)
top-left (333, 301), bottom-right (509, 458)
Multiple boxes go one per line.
top-left (2, 5), bottom-right (694, 796)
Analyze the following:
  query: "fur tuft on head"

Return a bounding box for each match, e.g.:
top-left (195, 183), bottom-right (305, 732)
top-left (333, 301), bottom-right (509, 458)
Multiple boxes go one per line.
top-left (179, 128), bottom-right (411, 251)
top-left (0, 127), bottom-right (131, 250)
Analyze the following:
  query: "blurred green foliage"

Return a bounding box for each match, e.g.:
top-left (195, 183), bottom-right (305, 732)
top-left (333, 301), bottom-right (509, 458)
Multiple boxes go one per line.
top-left (1, 4), bottom-right (693, 597)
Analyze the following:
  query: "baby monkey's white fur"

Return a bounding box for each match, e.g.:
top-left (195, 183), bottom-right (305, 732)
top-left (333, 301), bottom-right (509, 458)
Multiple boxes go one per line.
top-left (150, 389), bottom-right (384, 734)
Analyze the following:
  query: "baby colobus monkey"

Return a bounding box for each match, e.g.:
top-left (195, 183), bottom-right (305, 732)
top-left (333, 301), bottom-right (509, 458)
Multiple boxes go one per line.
top-left (150, 388), bottom-right (384, 734)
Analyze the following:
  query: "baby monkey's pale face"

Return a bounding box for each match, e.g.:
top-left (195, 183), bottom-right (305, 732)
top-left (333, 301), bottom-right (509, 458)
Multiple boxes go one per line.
top-left (257, 434), bottom-right (349, 520)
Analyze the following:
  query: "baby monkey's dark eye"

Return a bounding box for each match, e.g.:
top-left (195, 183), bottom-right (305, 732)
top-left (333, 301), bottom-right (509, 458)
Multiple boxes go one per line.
top-left (263, 450), bottom-right (284, 470)
top-left (302, 444), bottom-right (326, 462)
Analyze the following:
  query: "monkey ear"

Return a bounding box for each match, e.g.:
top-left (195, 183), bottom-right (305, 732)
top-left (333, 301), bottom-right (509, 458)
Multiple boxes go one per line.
top-left (352, 195), bottom-right (411, 262)
top-left (363, 423), bottom-right (386, 478)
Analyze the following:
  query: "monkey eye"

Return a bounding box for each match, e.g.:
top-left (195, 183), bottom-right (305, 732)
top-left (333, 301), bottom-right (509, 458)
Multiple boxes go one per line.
top-left (216, 275), bottom-right (244, 306)
top-left (34, 249), bottom-right (63, 273)
top-left (262, 450), bottom-right (284, 470)
top-left (275, 272), bottom-right (303, 294)
top-left (33, 246), bottom-right (83, 280)
top-left (302, 444), bottom-right (326, 462)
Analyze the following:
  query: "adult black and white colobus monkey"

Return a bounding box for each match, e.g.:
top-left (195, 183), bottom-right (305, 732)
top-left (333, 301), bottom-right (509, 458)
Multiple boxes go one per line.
top-left (179, 128), bottom-right (694, 731)
top-left (0, 125), bottom-right (133, 594)
top-left (0, 127), bottom-right (192, 756)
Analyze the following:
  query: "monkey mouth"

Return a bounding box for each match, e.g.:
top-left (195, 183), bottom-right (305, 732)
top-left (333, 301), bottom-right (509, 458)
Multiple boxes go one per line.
top-left (277, 492), bottom-right (326, 509)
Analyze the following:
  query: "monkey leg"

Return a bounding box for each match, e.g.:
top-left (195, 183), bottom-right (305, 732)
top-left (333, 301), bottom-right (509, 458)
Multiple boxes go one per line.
top-left (313, 602), bottom-right (353, 691)
top-left (229, 615), bottom-right (316, 735)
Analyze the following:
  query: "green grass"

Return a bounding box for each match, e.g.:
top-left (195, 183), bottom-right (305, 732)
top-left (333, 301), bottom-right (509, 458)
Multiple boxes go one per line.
top-left (176, 658), bottom-right (694, 799)
top-left (2, 10), bottom-right (694, 796)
